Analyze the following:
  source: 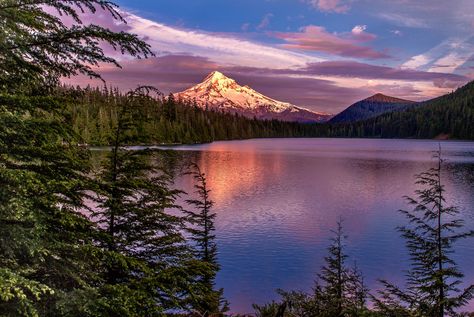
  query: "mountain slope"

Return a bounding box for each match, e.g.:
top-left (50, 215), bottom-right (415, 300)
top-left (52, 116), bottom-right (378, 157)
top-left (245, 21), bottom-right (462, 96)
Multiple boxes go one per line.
top-left (174, 71), bottom-right (332, 123)
top-left (324, 81), bottom-right (474, 140)
top-left (329, 93), bottom-right (416, 123)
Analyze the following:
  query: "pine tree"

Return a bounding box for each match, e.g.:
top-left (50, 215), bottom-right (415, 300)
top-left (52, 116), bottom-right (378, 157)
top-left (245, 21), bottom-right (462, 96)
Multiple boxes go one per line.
top-left (345, 262), bottom-right (369, 316)
top-left (0, 0), bottom-right (151, 90)
top-left (251, 221), bottom-right (368, 317)
top-left (89, 88), bottom-right (198, 315)
top-left (185, 163), bottom-right (229, 316)
top-left (312, 220), bottom-right (368, 317)
top-left (0, 2), bottom-right (152, 315)
top-left (0, 88), bottom-right (99, 317)
top-left (375, 147), bottom-right (474, 317)
top-left (314, 220), bottom-right (349, 317)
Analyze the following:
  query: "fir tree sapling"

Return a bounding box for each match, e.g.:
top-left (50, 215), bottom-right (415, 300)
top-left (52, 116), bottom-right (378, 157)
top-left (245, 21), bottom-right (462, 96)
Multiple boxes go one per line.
top-left (375, 147), bottom-right (474, 317)
top-left (185, 163), bottom-right (229, 316)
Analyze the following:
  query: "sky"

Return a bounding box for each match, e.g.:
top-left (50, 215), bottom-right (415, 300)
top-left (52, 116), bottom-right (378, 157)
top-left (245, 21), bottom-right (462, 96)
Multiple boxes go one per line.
top-left (69, 0), bottom-right (474, 113)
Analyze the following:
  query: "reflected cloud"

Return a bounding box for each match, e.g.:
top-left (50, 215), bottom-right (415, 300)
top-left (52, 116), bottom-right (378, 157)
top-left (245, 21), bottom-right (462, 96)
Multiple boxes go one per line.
top-left (170, 139), bottom-right (474, 312)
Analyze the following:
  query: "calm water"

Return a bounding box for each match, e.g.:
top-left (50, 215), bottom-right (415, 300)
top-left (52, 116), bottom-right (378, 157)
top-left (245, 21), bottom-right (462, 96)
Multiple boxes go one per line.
top-left (160, 138), bottom-right (474, 313)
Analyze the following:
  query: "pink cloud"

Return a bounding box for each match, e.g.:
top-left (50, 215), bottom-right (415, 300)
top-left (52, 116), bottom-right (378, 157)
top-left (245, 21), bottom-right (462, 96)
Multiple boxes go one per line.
top-left (308, 0), bottom-right (351, 13)
top-left (298, 61), bottom-right (468, 83)
top-left (55, 5), bottom-right (470, 112)
top-left (64, 54), bottom-right (470, 113)
top-left (63, 54), bottom-right (367, 111)
top-left (46, 4), bottom-right (143, 62)
top-left (351, 25), bottom-right (377, 41)
top-left (64, 54), bottom-right (218, 93)
top-left (274, 25), bottom-right (390, 59)
top-left (44, 3), bottom-right (130, 31)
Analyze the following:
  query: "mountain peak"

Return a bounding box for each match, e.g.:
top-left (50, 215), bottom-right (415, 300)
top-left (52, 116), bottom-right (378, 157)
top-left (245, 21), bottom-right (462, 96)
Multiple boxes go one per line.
top-left (364, 93), bottom-right (414, 103)
top-left (330, 93), bottom-right (416, 124)
top-left (201, 71), bottom-right (237, 90)
top-left (204, 70), bottom-right (228, 81)
top-left (173, 71), bottom-right (332, 123)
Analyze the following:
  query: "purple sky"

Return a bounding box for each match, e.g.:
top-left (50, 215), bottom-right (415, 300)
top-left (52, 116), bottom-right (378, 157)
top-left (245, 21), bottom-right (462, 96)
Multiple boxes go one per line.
top-left (64, 0), bottom-right (474, 113)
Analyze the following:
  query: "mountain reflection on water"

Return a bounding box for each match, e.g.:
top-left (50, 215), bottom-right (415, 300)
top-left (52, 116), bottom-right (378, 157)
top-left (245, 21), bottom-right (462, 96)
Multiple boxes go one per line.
top-left (163, 139), bottom-right (474, 313)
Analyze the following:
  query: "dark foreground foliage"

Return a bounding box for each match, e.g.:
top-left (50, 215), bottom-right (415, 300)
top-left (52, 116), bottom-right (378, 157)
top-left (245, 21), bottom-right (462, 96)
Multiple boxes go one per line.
top-left (1, 1), bottom-right (473, 316)
top-left (0, 1), bottom-right (225, 316)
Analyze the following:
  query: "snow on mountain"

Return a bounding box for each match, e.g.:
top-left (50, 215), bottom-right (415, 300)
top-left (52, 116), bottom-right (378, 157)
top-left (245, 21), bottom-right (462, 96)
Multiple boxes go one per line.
top-left (174, 71), bottom-right (332, 123)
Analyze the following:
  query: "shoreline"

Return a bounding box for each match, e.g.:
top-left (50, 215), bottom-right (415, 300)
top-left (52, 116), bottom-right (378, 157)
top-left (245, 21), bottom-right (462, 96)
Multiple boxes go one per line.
top-left (87, 136), bottom-right (474, 150)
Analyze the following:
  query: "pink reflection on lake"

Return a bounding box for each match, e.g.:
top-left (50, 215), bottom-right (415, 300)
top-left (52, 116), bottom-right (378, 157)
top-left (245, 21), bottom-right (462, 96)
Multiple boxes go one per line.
top-left (167, 139), bottom-right (474, 314)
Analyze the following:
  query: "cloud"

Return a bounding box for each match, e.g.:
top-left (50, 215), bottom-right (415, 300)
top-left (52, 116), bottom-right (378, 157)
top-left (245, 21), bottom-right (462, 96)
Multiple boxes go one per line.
top-left (377, 13), bottom-right (428, 28)
top-left (73, 8), bottom-right (318, 69)
top-left (308, 0), bottom-right (351, 13)
top-left (429, 53), bottom-right (472, 73)
top-left (241, 23), bottom-right (251, 32)
top-left (65, 54), bottom-right (469, 113)
top-left (402, 54), bottom-right (431, 70)
top-left (351, 25), bottom-right (367, 34)
top-left (64, 54), bottom-right (217, 93)
top-left (274, 25), bottom-right (389, 59)
top-left (369, 0), bottom-right (474, 32)
top-left (300, 61), bottom-right (468, 83)
top-left (391, 30), bottom-right (402, 36)
top-left (223, 60), bottom-right (469, 105)
top-left (257, 13), bottom-right (274, 30)
top-left (60, 6), bottom-right (472, 113)
top-left (402, 37), bottom-right (474, 73)
top-left (227, 72), bottom-right (367, 112)
top-left (64, 54), bottom-right (366, 112)
top-left (351, 25), bottom-right (377, 41)
top-left (223, 63), bottom-right (466, 109)
top-left (228, 60), bottom-right (468, 85)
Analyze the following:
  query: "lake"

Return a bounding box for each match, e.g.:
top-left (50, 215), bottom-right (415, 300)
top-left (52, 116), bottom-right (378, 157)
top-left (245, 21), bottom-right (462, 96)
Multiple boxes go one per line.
top-left (159, 138), bottom-right (474, 314)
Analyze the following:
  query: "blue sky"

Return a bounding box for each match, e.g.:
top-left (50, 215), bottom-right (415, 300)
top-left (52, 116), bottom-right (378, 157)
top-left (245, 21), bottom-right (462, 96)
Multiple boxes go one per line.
top-left (74, 0), bottom-right (474, 112)
top-left (114, 0), bottom-right (441, 60)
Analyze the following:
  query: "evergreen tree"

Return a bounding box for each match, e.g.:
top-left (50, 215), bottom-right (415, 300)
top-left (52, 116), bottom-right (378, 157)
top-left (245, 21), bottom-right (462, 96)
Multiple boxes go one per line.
top-left (253, 221), bottom-right (369, 317)
top-left (0, 0), bottom-right (151, 90)
top-left (0, 94), bottom-right (96, 316)
top-left (89, 87), bottom-right (199, 315)
top-left (185, 164), bottom-right (229, 316)
top-left (345, 262), bottom-right (369, 317)
top-left (253, 301), bottom-right (285, 317)
top-left (374, 148), bottom-right (474, 317)
top-left (0, 1), bottom-right (152, 315)
top-left (313, 220), bottom-right (349, 317)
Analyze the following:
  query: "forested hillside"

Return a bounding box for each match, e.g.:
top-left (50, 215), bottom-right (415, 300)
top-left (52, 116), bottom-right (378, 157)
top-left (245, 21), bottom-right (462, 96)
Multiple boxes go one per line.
top-left (322, 82), bottom-right (474, 139)
top-left (328, 93), bottom-right (415, 124)
top-left (64, 86), bottom-right (323, 145)
top-left (66, 80), bottom-right (474, 145)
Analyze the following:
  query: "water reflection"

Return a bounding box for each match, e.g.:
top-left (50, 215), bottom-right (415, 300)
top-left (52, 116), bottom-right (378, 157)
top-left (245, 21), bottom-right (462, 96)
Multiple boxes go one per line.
top-left (168, 139), bottom-right (474, 313)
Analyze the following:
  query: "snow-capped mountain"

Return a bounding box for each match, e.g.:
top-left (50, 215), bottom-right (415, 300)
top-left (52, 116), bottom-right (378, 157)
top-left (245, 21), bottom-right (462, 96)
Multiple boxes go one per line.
top-left (174, 71), bottom-right (332, 123)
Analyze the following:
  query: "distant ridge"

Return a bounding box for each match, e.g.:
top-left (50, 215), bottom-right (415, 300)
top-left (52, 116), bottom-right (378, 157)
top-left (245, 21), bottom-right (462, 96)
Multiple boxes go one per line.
top-left (329, 93), bottom-right (416, 124)
top-left (363, 93), bottom-right (414, 104)
top-left (174, 71), bottom-right (332, 123)
top-left (325, 80), bottom-right (474, 140)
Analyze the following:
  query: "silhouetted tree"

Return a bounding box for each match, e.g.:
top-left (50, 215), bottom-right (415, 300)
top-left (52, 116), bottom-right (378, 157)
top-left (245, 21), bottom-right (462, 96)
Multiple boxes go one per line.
top-left (375, 147), bottom-right (474, 317)
top-left (253, 221), bottom-right (369, 317)
top-left (0, 0), bottom-right (151, 90)
top-left (185, 164), bottom-right (229, 316)
top-left (313, 220), bottom-right (350, 317)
